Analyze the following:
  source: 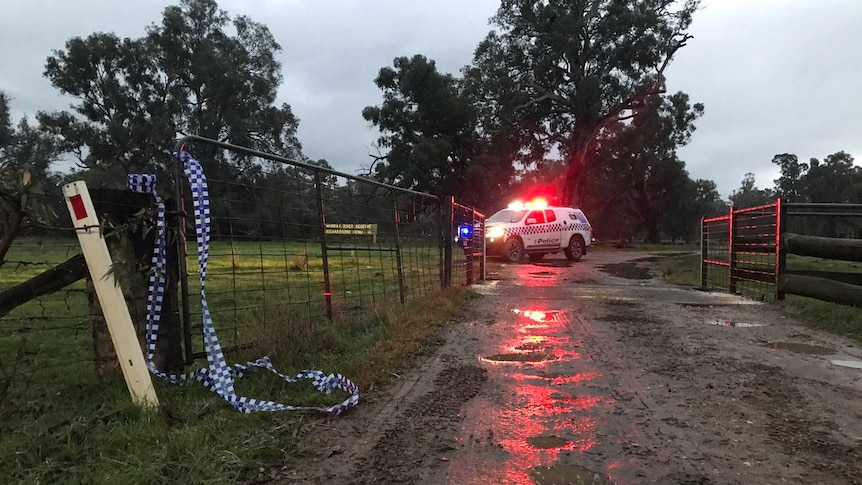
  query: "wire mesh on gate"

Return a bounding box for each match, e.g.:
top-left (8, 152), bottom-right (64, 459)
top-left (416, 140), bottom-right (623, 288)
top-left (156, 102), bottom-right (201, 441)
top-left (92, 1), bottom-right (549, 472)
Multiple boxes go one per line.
top-left (732, 203), bottom-right (779, 302)
top-left (171, 137), bottom-right (443, 362)
top-left (451, 201), bottom-right (485, 286)
top-left (701, 213), bottom-right (730, 291)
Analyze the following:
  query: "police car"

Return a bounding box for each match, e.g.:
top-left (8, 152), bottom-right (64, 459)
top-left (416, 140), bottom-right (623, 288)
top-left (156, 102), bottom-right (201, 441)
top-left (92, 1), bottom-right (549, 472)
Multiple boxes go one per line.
top-left (484, 199), bottom-right (593, 263)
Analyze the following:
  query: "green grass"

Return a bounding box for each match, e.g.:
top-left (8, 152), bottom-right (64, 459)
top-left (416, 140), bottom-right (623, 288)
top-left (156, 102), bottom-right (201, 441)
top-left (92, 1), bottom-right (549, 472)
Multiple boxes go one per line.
top-left (590, 241), bottom-right (700, 253)
top-left (0, 287), bottom-right (476, 484)
top-left (1, 236), bottom-right (477, 483)
top-left (655, 251), bottom-right (862, 341)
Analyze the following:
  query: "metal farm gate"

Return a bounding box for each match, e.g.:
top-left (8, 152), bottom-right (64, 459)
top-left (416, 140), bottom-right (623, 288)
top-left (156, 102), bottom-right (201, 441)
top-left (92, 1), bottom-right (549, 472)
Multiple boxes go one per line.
top-left (702, 200), bottom-right (862, 304)
top-left (168, 136), bottom-right (487, 363)
top-left (701, 201), bottom-right (781, 302)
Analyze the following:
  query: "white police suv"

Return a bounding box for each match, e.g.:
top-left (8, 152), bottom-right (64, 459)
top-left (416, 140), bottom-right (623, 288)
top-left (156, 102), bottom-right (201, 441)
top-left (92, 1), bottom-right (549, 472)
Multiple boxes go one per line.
top-left (484, 199), bottom-right (593, 263)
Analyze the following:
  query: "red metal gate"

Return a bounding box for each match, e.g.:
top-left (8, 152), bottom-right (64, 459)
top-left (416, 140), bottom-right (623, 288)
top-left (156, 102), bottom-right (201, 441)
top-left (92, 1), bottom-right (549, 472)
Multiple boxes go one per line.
top-left (701, 200), bottom-right (781, 302)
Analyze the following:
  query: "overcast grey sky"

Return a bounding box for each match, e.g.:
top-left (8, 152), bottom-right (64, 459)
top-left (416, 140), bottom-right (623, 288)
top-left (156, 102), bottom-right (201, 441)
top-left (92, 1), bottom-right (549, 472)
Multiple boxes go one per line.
top-left (1, 0), bottom-right (860, 199)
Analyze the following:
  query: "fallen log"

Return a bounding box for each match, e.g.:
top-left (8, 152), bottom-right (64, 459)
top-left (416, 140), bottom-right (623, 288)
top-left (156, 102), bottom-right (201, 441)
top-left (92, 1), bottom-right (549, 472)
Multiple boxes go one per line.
top-left (0, 254), bottom-right (87, 318)
top-left (783, 233), bottom-right (862, 262)
top-left (779, 273), bottom-right (862, 307)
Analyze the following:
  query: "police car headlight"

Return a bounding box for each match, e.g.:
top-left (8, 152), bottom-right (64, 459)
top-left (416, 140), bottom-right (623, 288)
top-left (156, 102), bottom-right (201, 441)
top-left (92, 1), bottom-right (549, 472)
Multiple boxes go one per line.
top-left (486, 226), bottom-right (504, 239)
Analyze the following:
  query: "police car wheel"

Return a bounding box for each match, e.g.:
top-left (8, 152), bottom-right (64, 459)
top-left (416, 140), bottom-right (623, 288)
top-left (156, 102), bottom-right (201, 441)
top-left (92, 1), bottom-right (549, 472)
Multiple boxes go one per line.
top-left (504, 238), bottom-right (524, 263)
top-left (564, 236), bottom-right (585, 261)
top-left (528, 253), bottom-right (545, 262)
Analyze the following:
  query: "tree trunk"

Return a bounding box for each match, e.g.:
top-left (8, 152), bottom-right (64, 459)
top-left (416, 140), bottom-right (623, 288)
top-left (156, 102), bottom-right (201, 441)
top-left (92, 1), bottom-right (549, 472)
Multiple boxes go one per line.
top-left (644, 213), bottom-right (661, 244)
top-left (560, 129), bottom-right (594, 207)
top-left (645, 224), bottom-right (661, 244)
top-left (0, 204), bottom-right (24, 268)
top-left (87, 190), bottom-right (184, 380)
top-left (560, 160), bottom-right (584, 207)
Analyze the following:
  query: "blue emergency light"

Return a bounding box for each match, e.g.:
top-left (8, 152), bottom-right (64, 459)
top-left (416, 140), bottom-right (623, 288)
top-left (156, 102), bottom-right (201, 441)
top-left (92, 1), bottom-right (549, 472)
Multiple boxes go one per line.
top-left (459, 224), bottom-right (472, 238)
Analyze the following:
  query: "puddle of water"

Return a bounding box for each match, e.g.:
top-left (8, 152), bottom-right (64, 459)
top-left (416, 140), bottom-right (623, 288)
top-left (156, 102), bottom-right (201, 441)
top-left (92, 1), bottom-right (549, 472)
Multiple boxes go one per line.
top-left (522, 335), bottom-right (548, 344)
top-left (526, 435), bottom-right (570, 449)
top-left (473, 281), bottom-right (500, 295)
top-left (831, 360), bottom-right (862, 369)
top-left (529, 271), bottom-right (555, 276)
top-left (482, 352), bottom-right (555, 363)
top-left (598, 262), bottom-right (653, 280)
top-left (533, 260), bottom-right (574, 268)
top-left (513, 309), bottom-right (565, 322)
top-left (515, 342), bottom-right (550, 351)
top-left (529, 464), bottom-right (609, 485)
top-left (705, 319), bottom-right (766, 328)
top-left (632, 256), bottom-right (661, 263)
top-left (766, 342), bottom-right (836, 355)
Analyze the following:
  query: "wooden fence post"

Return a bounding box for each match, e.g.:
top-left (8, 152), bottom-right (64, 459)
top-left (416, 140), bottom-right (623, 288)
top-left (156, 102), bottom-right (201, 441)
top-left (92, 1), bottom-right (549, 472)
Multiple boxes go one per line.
top-left (63, 181), bottom-right (159, 408)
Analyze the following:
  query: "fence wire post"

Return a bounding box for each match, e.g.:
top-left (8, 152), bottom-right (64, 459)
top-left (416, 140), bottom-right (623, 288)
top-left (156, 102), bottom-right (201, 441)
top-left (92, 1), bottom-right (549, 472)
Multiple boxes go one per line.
top-left (700, 216), bottom-right (707, 289)
top-left (443, 196), bottom-right (454, 288)
top-left (478, 210), bottom-right (486, 281)
top-left (465, 207), bottom-right (474, 286)
top-left (314, 171), bottom-right (333, 319)
top-left (776, 198), bottom-right (786, 301)
top-left (729, 205), bottom-right (737, 295)
top-left (393, 194), bottom-right (406, 304)
top-left (173, 156), bottom-right (194, 365)
top-left (438, 200), bottom-right (444, 289)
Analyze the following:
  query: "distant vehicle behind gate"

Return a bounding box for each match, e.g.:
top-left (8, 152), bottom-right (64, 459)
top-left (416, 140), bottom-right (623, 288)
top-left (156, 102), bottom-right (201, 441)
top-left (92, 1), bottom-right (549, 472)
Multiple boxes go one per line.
top-left (484, 199), bottom-right (593, 263)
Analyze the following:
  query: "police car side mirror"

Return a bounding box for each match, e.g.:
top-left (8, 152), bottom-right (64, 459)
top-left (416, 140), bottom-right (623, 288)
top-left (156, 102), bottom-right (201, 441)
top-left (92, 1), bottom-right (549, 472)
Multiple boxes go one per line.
top-left (526, 217), bottom-right (538, 225)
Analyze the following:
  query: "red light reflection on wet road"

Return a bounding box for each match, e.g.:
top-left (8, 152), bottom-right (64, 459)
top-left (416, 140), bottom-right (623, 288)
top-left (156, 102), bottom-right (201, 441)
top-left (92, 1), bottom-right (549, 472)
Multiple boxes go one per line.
top-left (449, 299), bottom-right (619, 485)
top-left (515, 265), bottom-right (564, 288)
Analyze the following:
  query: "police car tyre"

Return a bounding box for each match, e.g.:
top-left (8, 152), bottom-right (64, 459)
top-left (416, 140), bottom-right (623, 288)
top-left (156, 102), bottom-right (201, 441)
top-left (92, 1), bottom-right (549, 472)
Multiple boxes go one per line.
top-left (528, 253), bottom-right (545, 262)
top-left (564, 235), bottom-right (585, 261)
top-left (504, 237), bottom-right (524, 263)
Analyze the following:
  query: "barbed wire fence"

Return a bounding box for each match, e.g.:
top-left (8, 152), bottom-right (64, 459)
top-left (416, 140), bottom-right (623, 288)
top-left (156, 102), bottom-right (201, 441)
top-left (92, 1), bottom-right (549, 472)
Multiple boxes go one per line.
top-left (0, 187), bottom-right (163, 412)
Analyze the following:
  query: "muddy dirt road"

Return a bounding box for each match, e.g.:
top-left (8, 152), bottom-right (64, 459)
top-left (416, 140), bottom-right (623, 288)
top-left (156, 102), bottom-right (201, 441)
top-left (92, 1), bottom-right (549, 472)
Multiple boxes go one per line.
top-left (282, 251), bottom-right (862, 484)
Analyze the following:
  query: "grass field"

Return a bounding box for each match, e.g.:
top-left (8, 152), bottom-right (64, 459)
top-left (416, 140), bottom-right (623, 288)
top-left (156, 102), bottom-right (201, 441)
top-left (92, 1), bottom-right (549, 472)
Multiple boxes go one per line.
top-left (655, 249), bottom-right (862, 341)
top-left (0, 236), bottom-right (478, 483)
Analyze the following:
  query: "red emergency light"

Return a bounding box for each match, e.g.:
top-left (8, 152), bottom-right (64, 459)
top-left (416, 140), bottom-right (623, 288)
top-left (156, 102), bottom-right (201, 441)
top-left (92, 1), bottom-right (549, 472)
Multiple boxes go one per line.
top-left (508, 197), bottom-right (550, 210)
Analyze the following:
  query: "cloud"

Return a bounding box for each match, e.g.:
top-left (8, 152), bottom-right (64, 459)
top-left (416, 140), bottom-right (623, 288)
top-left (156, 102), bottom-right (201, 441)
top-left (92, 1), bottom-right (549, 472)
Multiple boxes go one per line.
top-left (666, 0), bottom-right (862, 197)
top-left (2, 0), bottom-right (859, 200)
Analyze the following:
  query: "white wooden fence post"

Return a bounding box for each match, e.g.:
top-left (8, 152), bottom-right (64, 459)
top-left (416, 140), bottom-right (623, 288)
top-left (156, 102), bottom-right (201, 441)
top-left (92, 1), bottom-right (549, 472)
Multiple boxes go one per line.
top-left (63, 181), bottom-right (159, 408)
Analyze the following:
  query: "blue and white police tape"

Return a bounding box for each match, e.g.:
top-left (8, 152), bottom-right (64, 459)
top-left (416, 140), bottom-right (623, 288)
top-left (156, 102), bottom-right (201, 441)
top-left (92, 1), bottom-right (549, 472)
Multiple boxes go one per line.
top-left (126, 151), bottom-right (359, 414)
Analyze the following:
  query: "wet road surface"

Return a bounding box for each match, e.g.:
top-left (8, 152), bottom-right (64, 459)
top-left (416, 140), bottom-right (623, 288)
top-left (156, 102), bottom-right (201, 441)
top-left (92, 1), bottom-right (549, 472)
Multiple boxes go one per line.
top-left (285, 250), bottom-right (862, 485)
top-left (449, 257), bottom-right (658, 484)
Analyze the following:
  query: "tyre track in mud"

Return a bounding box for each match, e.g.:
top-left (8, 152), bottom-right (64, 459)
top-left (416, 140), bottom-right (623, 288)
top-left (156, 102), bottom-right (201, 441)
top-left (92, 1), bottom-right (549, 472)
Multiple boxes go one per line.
top-left (277, 324), bottom-right (489, 485)
top-left (350, 365), bottom-right (488, 485)
top-left (601, 293), bottom-right (862, 484)
top-left (570, 310), bottom-right (717, 484)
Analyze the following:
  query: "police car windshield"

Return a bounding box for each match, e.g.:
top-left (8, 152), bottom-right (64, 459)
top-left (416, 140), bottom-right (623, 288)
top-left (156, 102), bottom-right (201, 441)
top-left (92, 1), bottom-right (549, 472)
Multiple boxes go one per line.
top-left (488, 209), bottom-right (528, 223)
